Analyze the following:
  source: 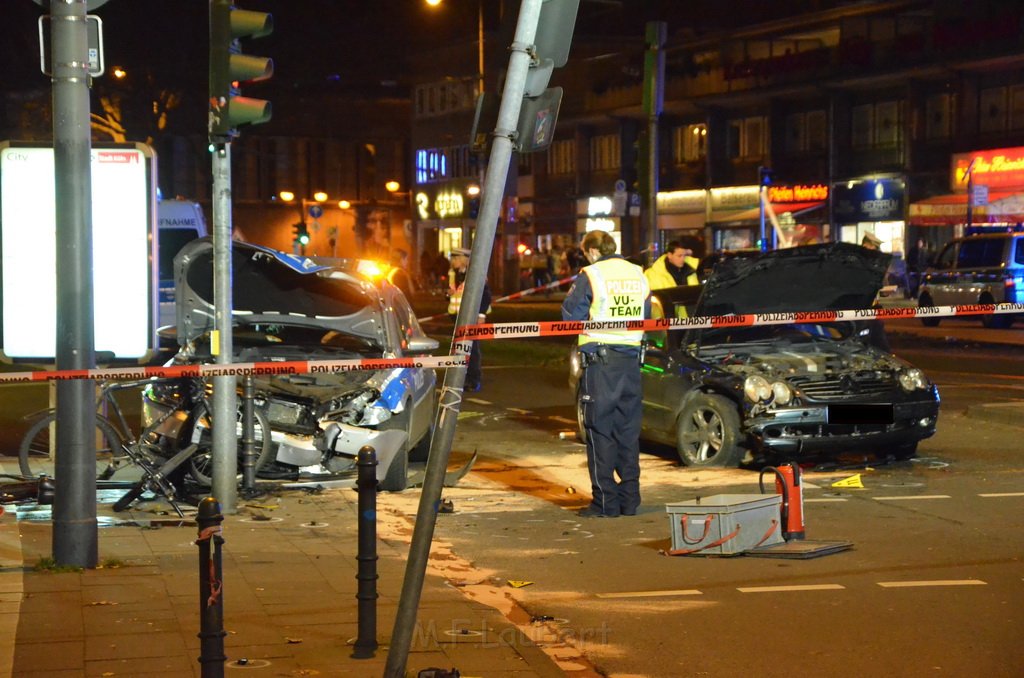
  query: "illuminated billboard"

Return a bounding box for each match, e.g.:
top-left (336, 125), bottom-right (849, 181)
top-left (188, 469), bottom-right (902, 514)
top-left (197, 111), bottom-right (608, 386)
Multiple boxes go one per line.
top-left (0, 142), bottom-right (156, 360)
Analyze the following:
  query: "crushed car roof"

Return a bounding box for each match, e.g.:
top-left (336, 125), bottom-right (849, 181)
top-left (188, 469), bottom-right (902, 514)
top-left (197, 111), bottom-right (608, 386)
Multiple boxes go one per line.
top-left (697, 242), bottom-right (890, 317)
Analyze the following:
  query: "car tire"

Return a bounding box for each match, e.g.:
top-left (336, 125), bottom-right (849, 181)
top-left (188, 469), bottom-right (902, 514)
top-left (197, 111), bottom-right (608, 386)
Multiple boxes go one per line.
top-left (674, 393), bottom-right (744, 467)
top-left (888, 442), bottom-right (918, 461)
top-left (979, 294), bottom-right (1012, 329)
top-left (379, 448), bottom-right (408, 492)
top-left (918, 294), bottom-right (940, 327)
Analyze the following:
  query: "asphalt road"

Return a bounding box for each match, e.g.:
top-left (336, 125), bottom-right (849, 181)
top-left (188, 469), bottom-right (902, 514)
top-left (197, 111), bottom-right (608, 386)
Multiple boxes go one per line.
top-left (377, 326), bottom-right (1024, 678)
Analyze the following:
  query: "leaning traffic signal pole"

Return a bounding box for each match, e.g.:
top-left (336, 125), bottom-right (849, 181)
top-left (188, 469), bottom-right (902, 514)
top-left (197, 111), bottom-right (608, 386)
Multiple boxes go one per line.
top-left (383, 1), bottom-right (544, 675)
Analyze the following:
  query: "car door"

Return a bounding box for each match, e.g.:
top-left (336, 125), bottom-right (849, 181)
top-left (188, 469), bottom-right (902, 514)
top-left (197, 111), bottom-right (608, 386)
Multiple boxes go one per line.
top-left (922, 241), bottom-right (959, 305)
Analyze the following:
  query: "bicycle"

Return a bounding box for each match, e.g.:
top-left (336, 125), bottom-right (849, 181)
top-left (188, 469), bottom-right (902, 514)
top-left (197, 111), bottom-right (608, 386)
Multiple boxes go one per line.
top-left (18, 378), bottom-right (171, 480)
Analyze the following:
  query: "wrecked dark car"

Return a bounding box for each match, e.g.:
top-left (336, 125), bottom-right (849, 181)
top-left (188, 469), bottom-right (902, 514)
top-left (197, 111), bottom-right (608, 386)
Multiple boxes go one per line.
top-left (571, 243), bottom-right (940, 467)
top-left (144, 238), bottom-right (438, 491)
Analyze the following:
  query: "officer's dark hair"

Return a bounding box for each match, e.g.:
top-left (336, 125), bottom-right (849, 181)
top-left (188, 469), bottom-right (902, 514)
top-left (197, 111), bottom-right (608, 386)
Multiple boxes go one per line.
top-left (666, 240), bottom-right (684, 253)
top-left (581, 230), bottom-right (617, 256)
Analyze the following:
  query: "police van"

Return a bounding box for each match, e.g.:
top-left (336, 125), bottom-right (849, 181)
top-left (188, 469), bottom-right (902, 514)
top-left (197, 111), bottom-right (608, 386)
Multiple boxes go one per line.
top-left (157, 199), bottom-right (207, 330)
top-left (917, 227), bottom-right (1024, 328)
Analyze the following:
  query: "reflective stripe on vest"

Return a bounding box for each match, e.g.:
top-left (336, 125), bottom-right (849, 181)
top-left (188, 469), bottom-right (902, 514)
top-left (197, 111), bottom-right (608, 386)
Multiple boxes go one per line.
top-left (448, 280), bottom-right (463, 315)
top-left (579, 258), bottom-right (648, 347)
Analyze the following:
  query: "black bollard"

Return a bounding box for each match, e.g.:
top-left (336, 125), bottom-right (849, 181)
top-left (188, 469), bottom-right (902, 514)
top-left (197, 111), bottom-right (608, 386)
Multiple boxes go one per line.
top-left (352, 445), bottom-right (379, 658)
top-left (196, 497), bottom-right (226, 677)
top-left (240, 375), bottom-right (257, 493)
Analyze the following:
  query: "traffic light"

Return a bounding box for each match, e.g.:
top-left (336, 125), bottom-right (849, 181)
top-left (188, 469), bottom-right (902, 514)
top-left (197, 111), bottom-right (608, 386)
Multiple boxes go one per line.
top-left (468, 196), bottom-right (480, 219)
top-left (759, 166), bottom-right (773, 186)
top-left (209, 0), bottom-right (273, 141)
top-left (293, 222), bottom-right (309, 246)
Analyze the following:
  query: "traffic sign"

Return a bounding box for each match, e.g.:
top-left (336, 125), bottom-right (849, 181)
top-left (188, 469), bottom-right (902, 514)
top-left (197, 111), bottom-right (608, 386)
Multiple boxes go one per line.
top-left (971, 184), bottom-right (989, 207)
top-left (38, 15), bottom-right (104, 77)
top-left (308, 204), bottom-right (324, 219)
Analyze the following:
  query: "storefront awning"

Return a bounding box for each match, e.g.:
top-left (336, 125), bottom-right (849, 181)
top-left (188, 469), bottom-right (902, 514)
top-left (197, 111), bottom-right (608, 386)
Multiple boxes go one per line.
top-left (908, 191), bottom-right (1023, 225)
top-left (708, 201), bottom-right (825, 225)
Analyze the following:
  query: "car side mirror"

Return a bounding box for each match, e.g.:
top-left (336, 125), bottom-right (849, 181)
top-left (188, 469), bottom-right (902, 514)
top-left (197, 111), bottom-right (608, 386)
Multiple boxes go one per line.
top-left (407, 336), bottom-right (440, 354)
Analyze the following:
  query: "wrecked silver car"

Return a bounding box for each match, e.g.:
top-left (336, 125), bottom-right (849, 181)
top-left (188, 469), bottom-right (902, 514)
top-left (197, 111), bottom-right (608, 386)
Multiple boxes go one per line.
top-left (145, 238), bottom-right (437, 491)
top-left (571, 243), bottom-right (940, 467)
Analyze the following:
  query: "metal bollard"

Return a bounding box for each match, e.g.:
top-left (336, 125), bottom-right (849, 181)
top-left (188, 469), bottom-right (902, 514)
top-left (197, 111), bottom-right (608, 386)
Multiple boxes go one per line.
top-left (196, 497), bottom-right (227, 677)
top-left (352, 445), bottom-right (379, 658)
top-left (240, 375), bottom-right (257, 493)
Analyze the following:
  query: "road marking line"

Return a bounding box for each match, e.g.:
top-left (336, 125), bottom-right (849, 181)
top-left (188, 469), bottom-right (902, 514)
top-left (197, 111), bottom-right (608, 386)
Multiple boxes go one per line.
top-left (465, 397), bottom-right (492, 405)
top-left (737, 584), bottom-right (845, 593)
top-left (874, 495), bottom-right (951, 501)
top-left (805, 497), bottom-right (848, 503)
top-left (549, 416), bottom-right (576, 425)
top-left (507, 407), bottom-right (532, 415)
top-left (979, 492), bottom-right (1024, 498)
top-left (877, 579), bottom-right (986, 588)
top-left (596, 589), bottom-right (703, 599)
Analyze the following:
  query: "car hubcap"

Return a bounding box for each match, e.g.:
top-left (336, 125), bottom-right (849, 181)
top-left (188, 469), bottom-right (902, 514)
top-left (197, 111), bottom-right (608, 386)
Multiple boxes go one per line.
top-left (681, 407), bottom-right (724, 462)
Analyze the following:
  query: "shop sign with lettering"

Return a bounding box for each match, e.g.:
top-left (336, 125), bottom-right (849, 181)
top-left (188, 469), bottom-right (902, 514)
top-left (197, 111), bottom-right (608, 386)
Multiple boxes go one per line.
top-left (767, 183), bottom-right (829, 203)
top-left (951, 147), bottom-right (1024, 191)
top-left (832, 178), bottom-right (905, 222)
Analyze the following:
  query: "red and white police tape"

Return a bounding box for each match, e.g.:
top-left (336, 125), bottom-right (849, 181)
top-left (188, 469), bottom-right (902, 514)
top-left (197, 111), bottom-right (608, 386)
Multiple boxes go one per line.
top-left (416, 274), bottom-right (579, 324)
top-left (5, 301), bottom-right (1019, 384)
top-left (451, 301), bottom-right (1024, 341)
top-left (0, 355), bottom-right (469, 385)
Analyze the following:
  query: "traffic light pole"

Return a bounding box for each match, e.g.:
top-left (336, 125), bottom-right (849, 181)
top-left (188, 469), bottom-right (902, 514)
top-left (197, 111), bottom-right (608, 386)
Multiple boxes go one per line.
top-left (383, 1), bottom-right (543, 675)
top-left (51, 0), bottom-right (98, 568)
top-left (210, 142), bottom-right (238, 513)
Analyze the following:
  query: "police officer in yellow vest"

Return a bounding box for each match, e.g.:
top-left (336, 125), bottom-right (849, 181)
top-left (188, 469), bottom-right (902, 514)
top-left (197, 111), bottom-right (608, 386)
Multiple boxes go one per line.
top-left (562, 230), bottom-right (651, 518)
top-left (448, 247), bottom-right (491, 391)
top-left (645, 240), bottom-right (700, 289)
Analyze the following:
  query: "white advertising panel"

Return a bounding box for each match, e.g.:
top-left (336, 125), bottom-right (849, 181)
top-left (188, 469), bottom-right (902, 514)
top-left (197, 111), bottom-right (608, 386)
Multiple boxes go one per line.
top-left (0, 143), bottom-right (155, 360)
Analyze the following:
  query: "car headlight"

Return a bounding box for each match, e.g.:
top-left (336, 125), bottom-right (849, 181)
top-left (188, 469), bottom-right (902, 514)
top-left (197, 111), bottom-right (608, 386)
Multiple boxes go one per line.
top-left (743, 375), bottom-right (773, 403)
top-left (771, 381), bottom-right (793, 405)
top-left (898, 368), bottom-right (929, 392)
top-left (360, 404), bottom-right (392, 426)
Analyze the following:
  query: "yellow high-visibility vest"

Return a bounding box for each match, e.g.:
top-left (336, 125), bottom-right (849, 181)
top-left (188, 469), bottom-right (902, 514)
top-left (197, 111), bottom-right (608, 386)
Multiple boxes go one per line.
top-left (578, 257), bottom-right (648, 347)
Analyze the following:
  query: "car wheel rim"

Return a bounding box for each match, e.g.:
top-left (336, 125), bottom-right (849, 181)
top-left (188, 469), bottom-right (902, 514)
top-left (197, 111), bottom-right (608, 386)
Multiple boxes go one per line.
top-left (682, 406), bottom-right (724, 462)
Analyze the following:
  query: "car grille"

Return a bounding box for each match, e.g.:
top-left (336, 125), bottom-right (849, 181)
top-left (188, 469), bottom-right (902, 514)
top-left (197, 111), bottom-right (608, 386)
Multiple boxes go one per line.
top-left (790, 373), bottom-right (893, 400)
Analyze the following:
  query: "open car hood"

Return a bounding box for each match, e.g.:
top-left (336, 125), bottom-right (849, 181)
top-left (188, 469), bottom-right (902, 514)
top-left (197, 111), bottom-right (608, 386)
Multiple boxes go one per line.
top-left (696, 243), bottom-right (890, 317)
top-left (174, 238), bottom-right (386, 346)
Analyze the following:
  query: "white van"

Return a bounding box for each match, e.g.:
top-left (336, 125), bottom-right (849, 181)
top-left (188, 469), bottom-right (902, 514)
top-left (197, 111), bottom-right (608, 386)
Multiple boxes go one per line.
top-left (157, 199), bottom-right (207, 329)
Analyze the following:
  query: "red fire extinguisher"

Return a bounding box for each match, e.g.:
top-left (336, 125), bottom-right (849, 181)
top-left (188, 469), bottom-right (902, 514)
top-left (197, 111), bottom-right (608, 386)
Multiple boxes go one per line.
top-left (759, 462), bottom-right (805, 541)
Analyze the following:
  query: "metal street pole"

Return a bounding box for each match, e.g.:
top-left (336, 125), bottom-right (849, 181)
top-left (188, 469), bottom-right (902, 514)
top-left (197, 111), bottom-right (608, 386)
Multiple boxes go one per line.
top-left (210, 142), bottom-right (238, 513)
top-left (642, 21), bottom-right (666, 262)
top-left (51, 0), bottom-right (98, 568)
top-left (383, 1), bottom-right (543, 675)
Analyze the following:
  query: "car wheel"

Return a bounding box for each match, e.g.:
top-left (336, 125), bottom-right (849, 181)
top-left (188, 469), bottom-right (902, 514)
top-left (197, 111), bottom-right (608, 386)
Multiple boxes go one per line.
top-left (675, 393), bottom-right (744, 467)
top-left (887, 442), bottom-right (918, 461)
top-left (979, 294), bottom-right (1012, 329)
top-left (918, 294), bottom-right (940, 327)
top-left (379, 447), bottom-right (409, 492)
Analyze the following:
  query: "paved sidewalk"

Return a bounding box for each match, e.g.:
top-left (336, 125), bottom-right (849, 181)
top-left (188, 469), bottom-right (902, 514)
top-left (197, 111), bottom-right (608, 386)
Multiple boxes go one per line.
top-left (0, 458), bottom-right (579, 678)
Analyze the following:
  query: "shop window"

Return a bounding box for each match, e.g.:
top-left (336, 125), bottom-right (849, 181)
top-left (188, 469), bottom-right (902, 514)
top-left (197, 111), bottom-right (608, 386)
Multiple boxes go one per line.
top-left (925, 93), bottom-right (952, 141)
top-left (979, 87), bottom-right (1008, 134)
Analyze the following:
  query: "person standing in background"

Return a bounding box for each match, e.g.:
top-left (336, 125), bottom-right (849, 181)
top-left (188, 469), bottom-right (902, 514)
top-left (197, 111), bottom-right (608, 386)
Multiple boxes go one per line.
top-left (447, 248), bottom-right (491, 392)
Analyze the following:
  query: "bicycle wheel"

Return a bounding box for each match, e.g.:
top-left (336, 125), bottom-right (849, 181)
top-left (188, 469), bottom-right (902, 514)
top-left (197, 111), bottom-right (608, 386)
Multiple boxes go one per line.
top-left (181, 402), bottom-right (273, 487)
top-left (19, 412), bottom-right (125, 479)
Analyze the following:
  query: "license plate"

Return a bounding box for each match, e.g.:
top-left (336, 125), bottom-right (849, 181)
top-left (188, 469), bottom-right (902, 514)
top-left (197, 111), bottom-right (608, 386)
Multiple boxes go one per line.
top-left (827, 404), bottom-right (894, 425)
